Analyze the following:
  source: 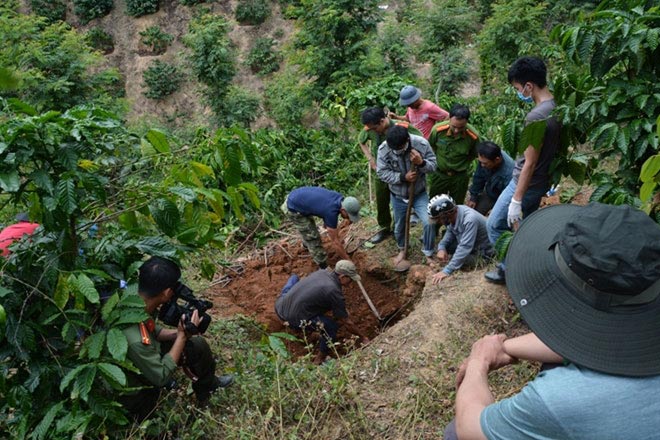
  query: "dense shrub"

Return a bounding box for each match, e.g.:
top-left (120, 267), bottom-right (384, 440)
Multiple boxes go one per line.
top-left (86, 27), bottom-right (114, 54)
top-left (30, 0), bottom-right (66, 23)
top-left (143, 60), bottom-right (181, 99)
top-left (139, 26), bottom-right (173, 54)
top-left (414, 0), bottom-right (479, 61)
top-left (264, 69), bottom-right (315, 128)
top-left (183, 13), bottom-right (236, 115)
top-left (235, 0), bottom-right (271, 25)
top-left (431, 47), bottom-right (472, 96)
top-left (180, 0), bottom-right (207, 4)
top-left (246, 38), bottom-right (281, 75)
top-left (73, 0), bottom-right (113, 24)
top-left (126, 0), bottom-right (159, 17)
top-left (377, 18), bottom-right (412, 76)
top-left (217, 86), bottom-right (262, 127)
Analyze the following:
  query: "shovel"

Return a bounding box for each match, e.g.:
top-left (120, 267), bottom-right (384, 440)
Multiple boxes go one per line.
top-left (355, 279), bottom-right (382, 320)
top-left (393, 165), bottom-right (416, 272)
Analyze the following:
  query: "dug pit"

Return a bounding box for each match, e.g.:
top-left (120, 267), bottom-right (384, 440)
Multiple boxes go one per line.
top-left (207, 234), bottom-right (430, 358)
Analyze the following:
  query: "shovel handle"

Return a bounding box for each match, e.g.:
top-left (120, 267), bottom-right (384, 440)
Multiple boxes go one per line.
top-left (356, 280), bottom-right (382, 320)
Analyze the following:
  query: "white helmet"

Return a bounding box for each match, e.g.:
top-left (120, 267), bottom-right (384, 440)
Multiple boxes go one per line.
top-left (428, 194), bottom-right (456, 218)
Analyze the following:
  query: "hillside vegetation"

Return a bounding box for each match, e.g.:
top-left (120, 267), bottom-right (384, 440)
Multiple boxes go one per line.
top-left (1, 0), bottom-right (659, 438)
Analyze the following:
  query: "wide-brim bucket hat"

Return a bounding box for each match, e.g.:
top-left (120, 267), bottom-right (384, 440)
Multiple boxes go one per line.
top-left (399, 85), bottom-right (422, 106)
top-left (506, 203), bottom-right (660, 376)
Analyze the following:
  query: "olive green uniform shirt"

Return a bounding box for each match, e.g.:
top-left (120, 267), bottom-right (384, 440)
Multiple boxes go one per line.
top-left (357, 119), bottom-right (422, 157)
top-left (428, 121), bottom-right (480, 173)
top-left (123, 321), bottom-right (178, 388)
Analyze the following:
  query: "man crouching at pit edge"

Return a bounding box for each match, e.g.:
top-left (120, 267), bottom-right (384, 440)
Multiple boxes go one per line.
top-left (119, 256), bottom-right (233, 420)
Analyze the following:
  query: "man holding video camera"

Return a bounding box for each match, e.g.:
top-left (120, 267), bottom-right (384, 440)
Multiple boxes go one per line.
top-left (121, 256), bottom-right (233, 419)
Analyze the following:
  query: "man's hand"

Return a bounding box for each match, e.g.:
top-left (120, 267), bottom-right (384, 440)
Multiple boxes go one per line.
top-left (405, 171), bottom-right (418, 182)
top-left (436, 249), bottom-right (449, 263)
top-left (507, 198), bottom-right (522, 228)
top-left (409, 149), bottom-right (423, 166)
top-left (432, 271), bottom-right (450, 285)
top-left (466, 199), bottom-right (477, 209)
top-left (369, 158), bottom-right (377, 171)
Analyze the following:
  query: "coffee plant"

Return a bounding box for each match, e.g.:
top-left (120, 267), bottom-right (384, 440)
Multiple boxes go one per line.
top-left (86, 27), bottom-right (115, 54)
top-left (125, 0), bottom-right (159, 17)
top-left (73, 0), bottom-right (113, 24)
top-left (139, 26), bottom-right (174, 55)
top-left (235, 0), bottom-right (271, 25)
top-left (143, 60), bottom-right (182, 99)
top-left (245, 38), bottom-right (281, 75)
top-left (30, 0), bottom-right (66, 23)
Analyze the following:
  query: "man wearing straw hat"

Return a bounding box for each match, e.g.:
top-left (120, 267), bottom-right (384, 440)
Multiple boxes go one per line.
top-left (446, 203), bottom-right (660, 439)
top-left (275, 260), bottom-right (369, 364)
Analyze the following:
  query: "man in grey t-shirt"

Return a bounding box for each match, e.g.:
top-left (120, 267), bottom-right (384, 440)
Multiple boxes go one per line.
top-left (445, 203), bottom-right (660, 440)
top-left (485, 56), bottom-right (561, 285)
top-left (275, 260), bottom-right (368, 364)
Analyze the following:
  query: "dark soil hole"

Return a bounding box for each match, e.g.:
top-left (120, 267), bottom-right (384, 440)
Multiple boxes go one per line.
top-left (206, 238), bottom-right (424, 359)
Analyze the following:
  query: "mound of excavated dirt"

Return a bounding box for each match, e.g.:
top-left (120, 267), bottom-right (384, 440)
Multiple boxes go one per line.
top-left (207, 229), bottom-right (429, 357)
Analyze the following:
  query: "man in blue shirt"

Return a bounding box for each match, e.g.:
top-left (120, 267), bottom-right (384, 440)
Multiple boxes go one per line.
top-left (445, 203), bottom-right (660, 440)
top-left (467, 142), bottom-right (514, 216)
top-left (282, 186), bottom-right (361, 269)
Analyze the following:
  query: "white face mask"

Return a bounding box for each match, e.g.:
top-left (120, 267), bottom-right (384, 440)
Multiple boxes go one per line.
top-left (392, 148), bottom-right (406, 156)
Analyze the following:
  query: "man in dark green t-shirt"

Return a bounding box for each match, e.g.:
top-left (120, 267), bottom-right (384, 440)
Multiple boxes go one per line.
top-left (358, 107), bottom-right (422, 244)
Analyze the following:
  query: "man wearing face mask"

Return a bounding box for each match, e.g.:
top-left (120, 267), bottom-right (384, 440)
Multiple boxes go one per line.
top-left (428, 194), bottom-right (493, 285)
top-left (485, 56), bottom-right (561, 285)
top-left (376, 125), bottom-right (437, 264)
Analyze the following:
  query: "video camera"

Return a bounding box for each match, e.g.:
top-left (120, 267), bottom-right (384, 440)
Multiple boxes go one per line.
top-left (158, 282), bottom-right (213, 335)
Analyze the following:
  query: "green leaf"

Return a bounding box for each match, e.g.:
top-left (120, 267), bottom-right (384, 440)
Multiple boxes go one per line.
top-left (30, 401), bottom-right (63, 440)
top-left (145, 129), bottom-right (171, 154)
top-left (134, 236), bottom-right (178, 258)
top-left (7, 98), bottom-right (37, 116)
top-left (150, 198), bottom-right (181, 237)
top-left (0, 171), bottom-right (20, 192)
top-left (110, 309), bottom-right (149, 326)
top-left (53, 273), bottom-right (71, 309)
top-left (98, 362), bottom-right (127, 387)
top-left (592, 123), bottom-right (618, 150)
top-left (590, 183), bottom-right (613, 202)
top-left (72, 365), bottom-right (96, 401)
top-left (640, 180), bottom-right (657, 202)
top-left (567, 160), bottom-right (587, 185)
top-left (118, 211), bottom-right (139, 230)
top-left (268, 334), bottom-right (290, 358)
top-left (82, 331), bottom-right (106, 360)
top-left (640, 154), bottom-right (660, 182)
top-left (270, 332), bottom-right (300, 341)
top-left (200, 258), bottom-right (216, 280)
top-left (518, 120), bottom-right (547, 153)
top-left (190, 161), bottom-right (215, 178)
top-left (76, 274), bottom-right (100, 304)
top-left (57, 179), bottom-right (77, 215)
top-left (60, 364), bottom-right (86, 393)
top-left (101, 292), bottom-right (120, 322)
top-left (169, 186), bottom-right (197, 202)
top-left (494, 231), bottom-right (513, 261)
top-left (107, 328), bottom-right (128, 361)
top-left (0, 286), bottom-right (12, 298)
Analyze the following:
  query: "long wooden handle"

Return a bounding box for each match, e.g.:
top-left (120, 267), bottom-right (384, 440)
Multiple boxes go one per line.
top-left (356, 280), bottom-right (382, 320)
top-left (402, 163), bottom-right (417, 258)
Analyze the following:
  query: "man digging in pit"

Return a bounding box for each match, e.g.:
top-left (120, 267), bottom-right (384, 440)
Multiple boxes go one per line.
top-left (281, 186), bottom-right (361, 269)
top-left (274, 260), bottom-right (369, 364)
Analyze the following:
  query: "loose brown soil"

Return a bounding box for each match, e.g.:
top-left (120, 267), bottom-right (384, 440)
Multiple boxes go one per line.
top-left (207, 225), bottom-right (430, 358)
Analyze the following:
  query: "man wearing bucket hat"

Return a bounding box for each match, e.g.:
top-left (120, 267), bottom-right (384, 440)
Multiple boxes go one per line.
top-left (282, 186), bottom-right (361, 269)
top-left (445, 203), bottom-right (660, 440)
top-left (274, 260), bottom-right (369, 364)
top-left (388, 85), bottom-right (449, 139)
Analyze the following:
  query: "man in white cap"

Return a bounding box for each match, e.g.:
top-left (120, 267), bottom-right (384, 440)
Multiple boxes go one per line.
top-left (388, 85), bottom-right (449, 139)
top-left (282, 186), bottom-right (361, 269)
top-left (445, 203), bottom-right (660, 439)
top-left (274, 260), bottom-right (369, 364)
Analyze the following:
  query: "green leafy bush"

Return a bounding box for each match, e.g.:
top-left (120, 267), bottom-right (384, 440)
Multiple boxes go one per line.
top-left (431, 47), bottom-right (472, 96)
top-left (125, 0), bottom-right (159, 17)
top-left (246, 38), bottom-right (281, 75)
top-left (264, 69), bottom-right (315, 128)
top-left (414, 0), bottom-right (479, 60)
top-left (86, 27), bottom-right (114, 54)
top-left (139, 25), bottom-right (173, 54)
top-left (183, 13), bottom-right (236, 116)
top-left (293, 0), bottom-right (381, 89)
top-left (235, 0), bottom-right (271, 24)
top-left (0, 11), bottom-right (121, 111)
top-left (73, 0), bottom-right (113, 24)
top-left (377, 18), bottom-right (412, 76)
top-left (180, 0), bottom-right (207, 4)
top-left (476, 0), bottom-right (549, 92)
top-left (216, 86), bottom-right (262, 127)
top-left (143, 60), bottom-right (181, 99)
top-left (30, 0), bottom-right (66, 23)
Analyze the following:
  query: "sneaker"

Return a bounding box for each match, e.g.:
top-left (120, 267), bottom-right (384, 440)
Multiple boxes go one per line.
top-left (484, 266), bottom-right (506, 285)
top-left (212, 374), bottom-right (235, 390)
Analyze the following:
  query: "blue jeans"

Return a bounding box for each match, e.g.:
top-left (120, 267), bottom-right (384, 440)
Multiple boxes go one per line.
top-left (390, 191), bottom-right (435, 257)
top-left (486, 179), bottom-right (548, 245)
